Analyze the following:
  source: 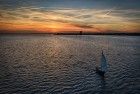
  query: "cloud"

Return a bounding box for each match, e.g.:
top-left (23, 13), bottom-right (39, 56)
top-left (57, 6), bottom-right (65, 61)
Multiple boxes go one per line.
top-left (72, 24), bottom-right (93, 29)
top-left (0, 6), bottom-right (139, 32)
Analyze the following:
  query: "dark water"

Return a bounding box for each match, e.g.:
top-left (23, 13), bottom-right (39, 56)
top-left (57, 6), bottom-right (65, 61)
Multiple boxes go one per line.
top-left (0, 35), bottom-right (140, 94)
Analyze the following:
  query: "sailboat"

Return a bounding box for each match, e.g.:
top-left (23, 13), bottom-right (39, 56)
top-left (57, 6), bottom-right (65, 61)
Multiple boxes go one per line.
top-left (96, 51), bottom-right (108, 77)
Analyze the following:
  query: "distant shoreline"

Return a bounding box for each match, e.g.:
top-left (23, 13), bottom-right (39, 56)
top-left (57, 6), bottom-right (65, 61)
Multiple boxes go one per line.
top-left (0, 33), bottom-right (140, 36)
top-left (54, 33), bottom-right (140, 36)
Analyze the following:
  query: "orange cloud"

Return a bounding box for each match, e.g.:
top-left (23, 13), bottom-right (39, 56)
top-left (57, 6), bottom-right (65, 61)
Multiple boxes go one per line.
top-left (0, 7), bottom-right (139, 33)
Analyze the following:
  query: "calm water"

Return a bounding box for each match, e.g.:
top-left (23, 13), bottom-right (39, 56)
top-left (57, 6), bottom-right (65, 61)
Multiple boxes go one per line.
top-left (0, 35), bottom-right (140, 94)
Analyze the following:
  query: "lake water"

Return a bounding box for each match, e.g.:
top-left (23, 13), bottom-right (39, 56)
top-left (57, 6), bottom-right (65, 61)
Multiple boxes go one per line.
top-left (0, 35), bottom-right (140, 94)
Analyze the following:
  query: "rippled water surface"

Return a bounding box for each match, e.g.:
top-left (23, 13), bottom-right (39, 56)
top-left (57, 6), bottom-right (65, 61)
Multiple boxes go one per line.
top-left (0, 35), bottom-right (140, 94)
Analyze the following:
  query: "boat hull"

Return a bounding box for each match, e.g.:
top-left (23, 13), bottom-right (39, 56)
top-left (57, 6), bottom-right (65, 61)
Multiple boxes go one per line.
top-left (96, 67), bottom-right (105, 77)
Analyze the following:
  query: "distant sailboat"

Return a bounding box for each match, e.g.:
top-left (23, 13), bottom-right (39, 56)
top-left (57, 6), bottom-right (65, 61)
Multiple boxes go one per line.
top-left (96, 51), bottom-right (108, 77)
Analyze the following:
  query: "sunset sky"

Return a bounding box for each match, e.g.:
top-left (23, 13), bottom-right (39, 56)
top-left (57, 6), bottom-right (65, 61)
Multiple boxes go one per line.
top-left (0, 0), bottom-right (140, 33)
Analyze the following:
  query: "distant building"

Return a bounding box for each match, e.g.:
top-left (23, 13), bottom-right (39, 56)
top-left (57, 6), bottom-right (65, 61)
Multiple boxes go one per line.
top-left (80, 31), bottom-right (83, 35)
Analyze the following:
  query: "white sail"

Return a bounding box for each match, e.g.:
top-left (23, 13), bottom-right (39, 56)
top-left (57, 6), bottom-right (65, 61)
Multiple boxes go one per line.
top-left (100, 51), bottom-right (108, 72)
